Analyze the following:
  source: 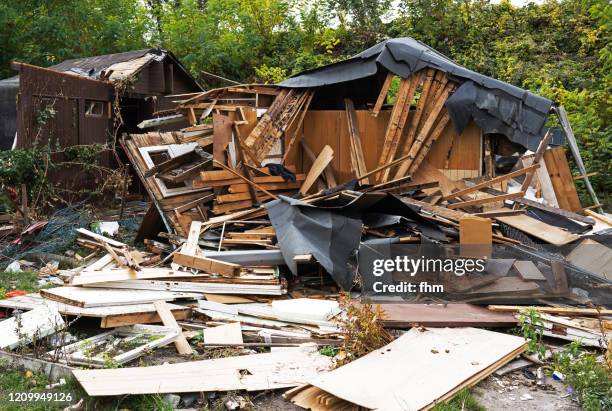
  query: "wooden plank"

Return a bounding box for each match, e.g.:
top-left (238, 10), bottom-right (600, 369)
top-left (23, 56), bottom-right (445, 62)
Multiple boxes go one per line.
top-left (393, 83), bottom-right (454, 179)
top-left (584, 209), bottom-right (612, 226)
top-left (72, 347), bottom-right (332, 396)
top-left (203, 322), bottom-right (243, 345)
top-left (543, 146), bottom-right (582, 212)
top-left (300, 145), bottom-right (334, 195)
top-left (154, 301), bottom-right (194, 355)
top-left (512, 130), bottom-right (554, 210)
top-left (487, 305), bottom-right (612, 317)
top-left (282, 92), bottom-right (314, 164)
top-left (228, 182), bottom-right (301, 193)
top-left (376, 74), bottom-right (421, 182)
top-left (344, 98), bottom-right (369, 182)
top-left (173, 253), bottom-right (240, 277)
top-left (371, 72), bottom-right (394, 117)
top-left (286, 328), bottom-right (526, 410)
top-left (403, 68), bottom-right (435, 149)
top-left (495, 214), bottom-right (579, 245)
top-left (443, 165), bottom-right (540, 200)
top-left (182, 221), bottom-right (203, 256)
top-left (76, 228), bottom-right (125, 248)
top-left (447, 191), bottom-right (525, 209)
top-left (515, 197), bottom-right (594, 224)
top-left (71, 267), bottom-right (195, 286)
top-left (301, 140), bottom-right (336, 188)
top-left (459, 216), bottom-right (492, 258)
top-left (0, 293), bottom-right (191, 328)
top-left (40, 287), bottom-right (199, 308)
top-left (513, 261), bottom-right (546, 281)
top-left (405, 111), bottom-right (451, 177)
top-left (378, 303), bottom-right (517, 328)
top-left (566, 239), bottom-right (612, 280)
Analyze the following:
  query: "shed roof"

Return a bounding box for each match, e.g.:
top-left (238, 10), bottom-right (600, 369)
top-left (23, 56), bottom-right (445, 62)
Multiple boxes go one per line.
top-left (280, 37), bottom-right (553, 150)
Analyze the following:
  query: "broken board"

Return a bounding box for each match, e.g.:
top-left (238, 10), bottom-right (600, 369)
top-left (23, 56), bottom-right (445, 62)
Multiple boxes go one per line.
top-left (40, 287), bottom-right (200, 308)
top-left (285, 327), bottom-right (526, 410)
top-left (73, 345), bottom-right (332, 396)
top-left (0, 294), bottom-right (191, 328)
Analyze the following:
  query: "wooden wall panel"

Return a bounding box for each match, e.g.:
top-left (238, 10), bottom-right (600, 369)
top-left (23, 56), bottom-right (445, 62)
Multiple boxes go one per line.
top-left (543, 146), bottom-right (582, 212)
top-left (426, 120), bottom-right (481, 171)
top-left (295, 110), bottom-right (482, 184)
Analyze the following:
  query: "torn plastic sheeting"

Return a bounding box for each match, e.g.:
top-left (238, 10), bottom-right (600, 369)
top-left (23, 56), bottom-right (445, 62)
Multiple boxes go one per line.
top-left (279, 37), bottom-right (552, 151)
top-left (266, 192), bottom-right (447, 289)
top-left (265, 196), bottom-right (362, 290)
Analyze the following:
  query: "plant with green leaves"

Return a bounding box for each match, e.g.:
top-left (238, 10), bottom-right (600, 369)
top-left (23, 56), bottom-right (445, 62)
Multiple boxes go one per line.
top-left (518, 307), bottom-right (547, 360)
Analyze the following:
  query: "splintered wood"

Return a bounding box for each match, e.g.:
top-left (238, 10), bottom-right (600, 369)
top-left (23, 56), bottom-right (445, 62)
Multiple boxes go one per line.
top-left (243, 88), bottom-right (313, 163)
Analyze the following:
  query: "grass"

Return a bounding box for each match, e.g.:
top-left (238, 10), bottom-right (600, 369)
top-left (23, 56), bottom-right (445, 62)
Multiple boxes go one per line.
top-left (0, 271), bottom-right (45, 297)
top-left (551, 341), bottom-right (612, 410)
top-left (432, 389), bottom-right (485, 411)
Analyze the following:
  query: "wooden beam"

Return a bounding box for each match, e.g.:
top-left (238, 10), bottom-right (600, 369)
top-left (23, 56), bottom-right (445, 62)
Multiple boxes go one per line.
top-left (213, 160), bottom-right (279, 200)
top-left (345, 98), bottom-right (369, 183)
top-left (405, 111), bottom-right (451, 177)
top-left (153, 301), bottom-right (194, 355)
top-left (371, 72), bottom-right (394, 117)
top-left (512, 130), bottom-right (553, 209)
top-left (447, 191), bottom-right (525, 210)
top-left (300, 145), bottom-right (334, 195)
top-left (282, 91), bottom-right (314, 165)
top-left (376, 73), bottom-right (421, 182)
top-left (301, 140), bottom-right (336, 188)
top-left (173, 253), bottom-right (240, 277)
top-left (182, 221), bottom-right (203, 256)
top-left (393, 83), bottom-right (454, 179)
top-left (488, 305), bottom-right (611, 317)
top-left (443, 165), bottom-right (540, 200)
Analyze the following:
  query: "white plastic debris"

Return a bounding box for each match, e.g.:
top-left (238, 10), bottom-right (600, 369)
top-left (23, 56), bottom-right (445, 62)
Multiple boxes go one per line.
top-left (5, 261), bottom-right (20, 273)
top-left (97, 221), bottom-right (119, 237)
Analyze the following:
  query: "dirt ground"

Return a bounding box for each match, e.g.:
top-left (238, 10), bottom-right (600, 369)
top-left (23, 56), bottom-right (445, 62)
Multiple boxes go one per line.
top-left (473, 370), bottom-right (581, 411)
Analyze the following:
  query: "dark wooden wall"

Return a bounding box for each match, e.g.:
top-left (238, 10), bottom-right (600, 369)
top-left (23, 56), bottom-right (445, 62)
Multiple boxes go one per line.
top-left (15, 63), bottom-right (113, 150)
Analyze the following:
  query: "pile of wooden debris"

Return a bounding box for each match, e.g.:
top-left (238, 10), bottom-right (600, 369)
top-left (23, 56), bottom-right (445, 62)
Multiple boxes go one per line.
top-left (0, 39), bottom-right (610, 409)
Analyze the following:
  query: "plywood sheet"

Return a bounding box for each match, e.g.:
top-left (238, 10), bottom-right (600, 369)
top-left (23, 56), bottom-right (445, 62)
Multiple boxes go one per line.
top-left (299, 111), bottom-right (481, 184)
top-left (288, 327), bottom-right (525, 410)
top-left (566, 239), bottom-right (612, 280)
top-left (73, 346), bottom-right (332, 396)
top-left (495, 214), bottom-right (579, 245)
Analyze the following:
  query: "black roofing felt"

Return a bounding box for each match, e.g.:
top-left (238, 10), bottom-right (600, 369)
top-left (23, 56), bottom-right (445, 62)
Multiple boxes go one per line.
top-left (48, 49), bottom-right (157, 76)
top-left (279, 37), bottom-right (553, 150)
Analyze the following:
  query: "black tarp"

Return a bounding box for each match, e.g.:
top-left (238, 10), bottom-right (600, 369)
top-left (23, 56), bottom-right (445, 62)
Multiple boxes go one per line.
top-left (265, 191), bottom-right (448, 289)
top-left (279, 37), bottom-right (553, 151)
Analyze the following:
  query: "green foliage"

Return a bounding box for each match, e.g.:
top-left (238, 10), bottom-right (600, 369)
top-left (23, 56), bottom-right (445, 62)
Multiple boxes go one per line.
top-left (551, 341), bottom-right (612, 410)
top-left (319, 345), bottom-right (338, 357)
top-left (432, 389), bottom-right (485, 411)
top-left (518, 308), bottom-right (547, 360)
top-left (0, 271), bottom-right (43, 294)
top-left (254, 64), bottom-right (287, 83)
top-left (0, 0), bottom-right (150, 78)
top-left (0, 144), bottom-right (108, 210)
top-left (0, 0), bottom-right (610, 206)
